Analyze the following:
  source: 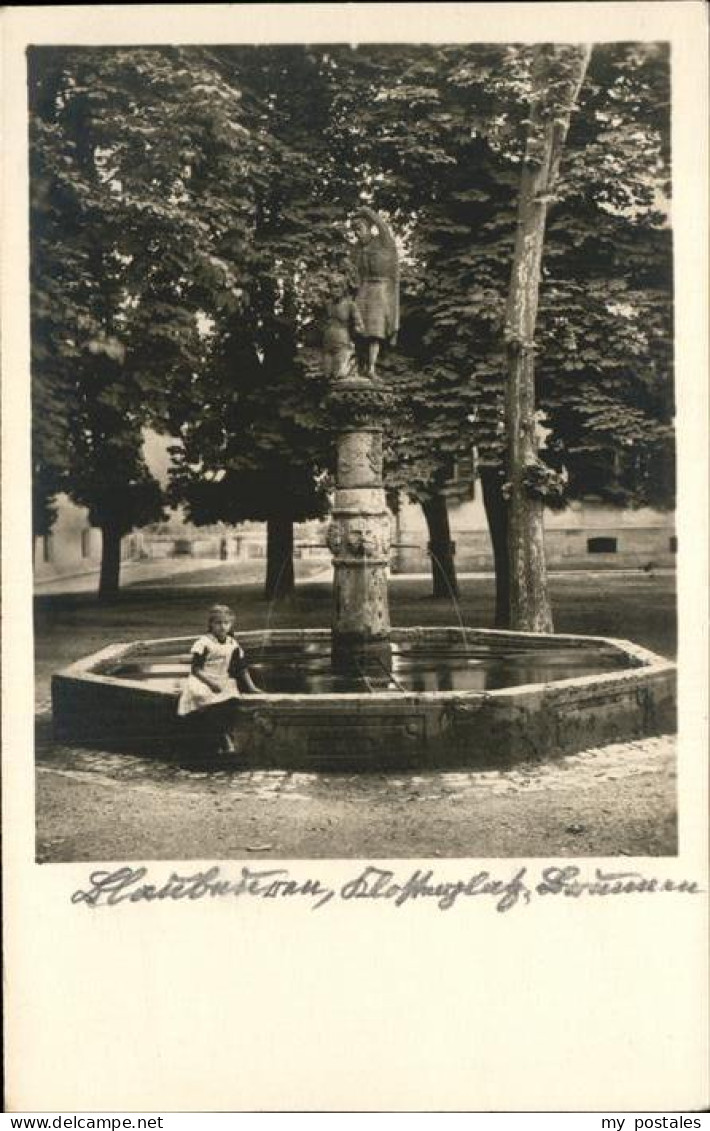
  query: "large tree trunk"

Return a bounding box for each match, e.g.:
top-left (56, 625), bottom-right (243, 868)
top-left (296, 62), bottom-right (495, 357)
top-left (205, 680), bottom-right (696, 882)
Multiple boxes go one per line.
top-left (480, 465), bottom-right (510, 628)
top-left (265, 515), bottom-right (295, 602)
top-left (421, 494), bottom-right (459, 600)
top-left (505, 45), bottom-right (591, 632)
top-left (98, 522), bottom-right (122, 601)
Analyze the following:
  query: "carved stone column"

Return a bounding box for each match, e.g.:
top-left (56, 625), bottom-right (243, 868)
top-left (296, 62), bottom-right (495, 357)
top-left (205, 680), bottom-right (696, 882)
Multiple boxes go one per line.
top-left (326, 378), bottom-right (393, 675)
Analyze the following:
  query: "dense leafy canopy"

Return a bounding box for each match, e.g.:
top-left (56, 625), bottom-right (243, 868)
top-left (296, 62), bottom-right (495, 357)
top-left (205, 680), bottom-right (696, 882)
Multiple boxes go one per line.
top-left (29, 46), bottom-right (264, 552)
top-left (30, 42), bottom-right (673, 598)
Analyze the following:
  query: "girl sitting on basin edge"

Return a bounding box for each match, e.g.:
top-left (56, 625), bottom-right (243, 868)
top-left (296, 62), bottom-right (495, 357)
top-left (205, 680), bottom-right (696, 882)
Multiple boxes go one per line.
top-left (177, 604), bottom-right (262, 755)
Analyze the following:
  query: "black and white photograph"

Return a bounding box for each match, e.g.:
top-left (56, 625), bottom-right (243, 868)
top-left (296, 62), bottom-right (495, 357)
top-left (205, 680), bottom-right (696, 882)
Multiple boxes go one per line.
top-left (30, 32), bottom-right (678, 862)
top-left (2, 1), bottom-right (708, 1115)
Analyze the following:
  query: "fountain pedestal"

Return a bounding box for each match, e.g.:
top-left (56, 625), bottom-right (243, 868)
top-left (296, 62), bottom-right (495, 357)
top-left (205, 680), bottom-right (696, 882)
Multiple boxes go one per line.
top-left (326, 378), bottom-right (393, 675)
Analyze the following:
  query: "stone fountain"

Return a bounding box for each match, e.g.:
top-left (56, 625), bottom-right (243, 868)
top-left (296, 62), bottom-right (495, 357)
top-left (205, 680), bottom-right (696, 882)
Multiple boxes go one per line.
top-left (51, 209), bottom-right (676, 770)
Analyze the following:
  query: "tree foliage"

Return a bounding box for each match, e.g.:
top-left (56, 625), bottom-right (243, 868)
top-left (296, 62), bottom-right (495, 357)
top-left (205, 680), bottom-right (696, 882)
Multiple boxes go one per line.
top-left (162, 48), bottom-right (349, 597)
top-left (29, 46), bottom-right (266, 588)
top-left (30, 43), bottom-right (674, 605)
top-left (29, 46), bottom-right (313, 592)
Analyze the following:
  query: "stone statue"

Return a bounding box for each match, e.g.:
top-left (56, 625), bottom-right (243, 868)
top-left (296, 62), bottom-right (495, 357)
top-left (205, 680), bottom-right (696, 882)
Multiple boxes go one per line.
top-left (321, 273), bottom-right (364, 381)
top-left (350, 206), bottom-right (400, 379)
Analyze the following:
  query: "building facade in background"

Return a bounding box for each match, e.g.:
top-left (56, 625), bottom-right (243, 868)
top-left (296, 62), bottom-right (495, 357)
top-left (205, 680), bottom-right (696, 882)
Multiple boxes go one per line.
top-left (393, 491), bottom-right (676, 573)
top-left (34, 486), bottom-right (675, 588)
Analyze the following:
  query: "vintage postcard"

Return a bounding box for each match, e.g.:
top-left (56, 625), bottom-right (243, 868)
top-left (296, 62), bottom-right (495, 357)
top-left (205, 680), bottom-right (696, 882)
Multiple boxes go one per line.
top-left (2, 2), bottom-right (708, 1114)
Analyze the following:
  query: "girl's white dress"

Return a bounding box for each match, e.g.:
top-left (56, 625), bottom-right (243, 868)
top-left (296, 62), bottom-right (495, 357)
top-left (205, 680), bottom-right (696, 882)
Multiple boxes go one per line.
top-left (177, 634), bottom-right (246, 717)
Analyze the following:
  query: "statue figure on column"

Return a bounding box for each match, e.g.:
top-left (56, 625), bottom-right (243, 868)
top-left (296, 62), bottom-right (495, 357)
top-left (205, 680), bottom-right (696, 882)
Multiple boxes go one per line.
top-left (320, 273), bottom-right (365, 381)
top-left (350, 206), bottom-right (400, 380)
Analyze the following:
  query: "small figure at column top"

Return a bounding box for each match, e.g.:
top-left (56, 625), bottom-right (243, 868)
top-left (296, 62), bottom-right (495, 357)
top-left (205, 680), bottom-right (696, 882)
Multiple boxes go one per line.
top-left (321, 273), bottom-right (364, 382)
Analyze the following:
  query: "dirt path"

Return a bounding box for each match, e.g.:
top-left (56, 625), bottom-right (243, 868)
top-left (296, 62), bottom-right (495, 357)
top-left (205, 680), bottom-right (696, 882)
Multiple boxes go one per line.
top-left (36, 732), bottom-right (676, 862)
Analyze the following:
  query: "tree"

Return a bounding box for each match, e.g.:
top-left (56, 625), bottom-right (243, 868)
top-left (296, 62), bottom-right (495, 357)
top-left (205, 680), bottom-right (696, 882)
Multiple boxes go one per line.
top-left (504, 44), bottom-right (591, 632)
top-left (29, 46), bottom-right (261, 595)
top-left (74, 426), bottom-right (166, 599)
top-left (163, 46), bottom-right (360, 600)
top-left (168, 299), bottom-right (331, 602)
top-left (468, 43), bottom-right (673, 624)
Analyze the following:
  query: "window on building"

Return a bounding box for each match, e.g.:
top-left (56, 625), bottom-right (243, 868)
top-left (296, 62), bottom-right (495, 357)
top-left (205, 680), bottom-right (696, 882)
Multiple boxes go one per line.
top-left (81, 529), bottom-right (91, 559)
top-left (669, 535), bottom-right (677, 553)
top-left (444, 453), bottom-right (476, 502)
top-left (42, 535), bottom-right (53, 563)
top-left (587, 536), bottom-right (617, 554)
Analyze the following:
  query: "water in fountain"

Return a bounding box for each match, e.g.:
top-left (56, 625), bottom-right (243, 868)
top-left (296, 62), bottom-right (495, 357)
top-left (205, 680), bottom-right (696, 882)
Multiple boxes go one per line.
top-left (103, 635), bottom-right (633, 697)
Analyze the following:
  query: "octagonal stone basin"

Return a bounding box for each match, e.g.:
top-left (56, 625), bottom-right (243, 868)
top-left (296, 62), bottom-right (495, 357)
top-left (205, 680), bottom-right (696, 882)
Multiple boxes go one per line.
top-left (51, 628), bottom-right (676, 771)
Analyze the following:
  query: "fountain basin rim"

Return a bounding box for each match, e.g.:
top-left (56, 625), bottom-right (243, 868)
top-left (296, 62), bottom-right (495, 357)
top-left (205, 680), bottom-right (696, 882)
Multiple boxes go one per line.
top-left (51, 626), bottom-right (677, 769)
top-left (54, 626), bottom-right (674, 705)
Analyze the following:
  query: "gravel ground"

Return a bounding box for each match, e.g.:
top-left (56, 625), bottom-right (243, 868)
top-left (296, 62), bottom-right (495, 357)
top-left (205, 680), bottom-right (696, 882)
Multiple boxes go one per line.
top-left (36, 726), bottom-right (677, 862)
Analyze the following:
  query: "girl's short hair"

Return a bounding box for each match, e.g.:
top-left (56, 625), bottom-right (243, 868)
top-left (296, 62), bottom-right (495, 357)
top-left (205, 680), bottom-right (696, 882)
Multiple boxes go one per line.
top-left (208, 604), bottom-right (234, 626)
